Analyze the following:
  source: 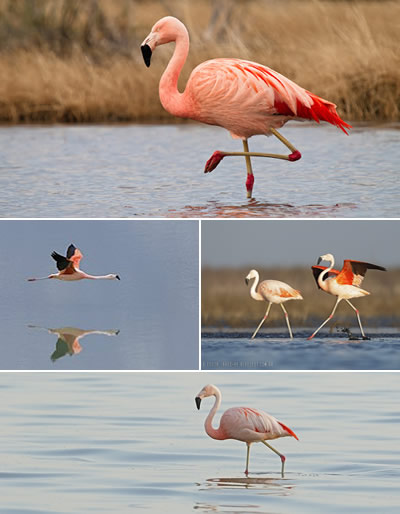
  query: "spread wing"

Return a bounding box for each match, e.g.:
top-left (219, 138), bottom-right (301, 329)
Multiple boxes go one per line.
top-left (66, 244), bottom-right (83, 269)
top-left (311, 265), bottom-right (340, 289)
top-left (336, 260), bottom-right (386, 287)
top-left (51, 251), bottom-right (71, 271)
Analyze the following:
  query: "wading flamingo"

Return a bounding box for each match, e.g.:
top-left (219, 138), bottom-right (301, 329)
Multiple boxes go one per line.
top-left (308, 253), bottom-right (386, 340)
top-left (141, 16), bottom-right (351, 198)
top-left (245, 269), bottom-right (303, 339)
top-left (195, 384), bottom-right (298, 476)
top-left (27, 244), bottom-right (120, 282)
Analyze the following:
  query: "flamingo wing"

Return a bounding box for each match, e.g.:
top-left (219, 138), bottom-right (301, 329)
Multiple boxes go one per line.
top-left (187, 58), bottom-right (351, 136)
top-left (259, 280), bottom-right (301, 300)
top-left (336, 260), bottom-right (386, 287)
top-left (311, 265), bottom-right (340, 289)
top-left (51, 251), bottom-right (71, 271)
top-left (66, 244), bottom-right (83, 269)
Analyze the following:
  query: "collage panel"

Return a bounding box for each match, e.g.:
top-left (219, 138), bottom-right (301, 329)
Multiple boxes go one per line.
top-left (1, 371), bottom-right (399, 513)
top-left (0, 219), bottom-right (199, 370)
top-left (202, 219), bottom-right (400, 370)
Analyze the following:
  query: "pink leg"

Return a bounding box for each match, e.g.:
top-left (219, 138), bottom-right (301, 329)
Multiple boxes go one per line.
top-left (308, 297), bottom-right (341, 340)
top-left (345, 300), bottom-right (369, 339)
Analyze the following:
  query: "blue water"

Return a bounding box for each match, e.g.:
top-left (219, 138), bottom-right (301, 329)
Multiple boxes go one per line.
top-left (0, 123), bottom-right (398, 217)
top-left (0, 372), bottom-right (399, 513)
top-left (202, 330), bottom-right (400, 370)
top-left (0, 220), bottom-right (199, 369)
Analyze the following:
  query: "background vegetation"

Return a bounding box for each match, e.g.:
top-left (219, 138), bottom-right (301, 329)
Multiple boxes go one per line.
top-left (202, 267), bottom-right (400, 329)
top-left (0, 0), bottom-right (399, 123)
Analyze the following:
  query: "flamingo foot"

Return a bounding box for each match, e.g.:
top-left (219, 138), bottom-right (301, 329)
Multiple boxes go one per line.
top-left (246, 174), bottom-right (254, 198)
top-left (204, 151), bottom-right (226, 173)
top-left (288, 150), bottom-right (301, 161)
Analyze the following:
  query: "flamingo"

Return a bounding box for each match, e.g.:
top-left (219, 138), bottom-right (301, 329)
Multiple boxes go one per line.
top-left (308, 253), bottom-right (386, 340)
top-left (27, 244), bottom-right (120, 282)
top-left (245, 269), bottom-right (303, 339)
top-left (195, 384), bottom-right (298, 476)
top-left (141, 16), bottom-right (351, 198)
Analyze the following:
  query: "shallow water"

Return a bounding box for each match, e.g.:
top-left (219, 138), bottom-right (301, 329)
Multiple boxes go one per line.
top-left (0, 220), bottom-right (199, 370)
top-left (202, 329), bottom-right (400, 370)
top-left (1, 372), bottom-right (399, 513)
top-left (0, 123), bottom-right (398, 217)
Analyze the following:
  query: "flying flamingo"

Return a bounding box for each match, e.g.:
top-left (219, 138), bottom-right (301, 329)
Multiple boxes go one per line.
top-left (141, 16), bottom-right (351, 198)
top-left (195, 384), bottom-right (298, 476)
top-left (308, 253), bottom-right (386, 340)
top-left (245, 269), bottom-right (303, 339)
top-left (27, 244), bottom-right (120, 282)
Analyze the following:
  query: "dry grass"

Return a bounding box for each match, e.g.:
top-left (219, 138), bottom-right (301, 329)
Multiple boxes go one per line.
top-left (202, 267), bottom-right (400, 328)
top-left (0, 0), bottom-right (399, 123)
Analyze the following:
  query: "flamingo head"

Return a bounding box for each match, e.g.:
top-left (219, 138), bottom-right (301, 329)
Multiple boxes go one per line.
top-left (317, 253), bottom-right (334, 265)
top-left (245, 269), bottom-right (258, 285)
top-left (141, 16), bottom-right (188, 67)
top-left (195, 384), bottom-right (219, 410)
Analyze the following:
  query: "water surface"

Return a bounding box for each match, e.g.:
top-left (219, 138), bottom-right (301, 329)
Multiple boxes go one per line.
top-left (0, 372), bottom-right (399, 513)
top-left (0, 123), bottom-right (398, 217)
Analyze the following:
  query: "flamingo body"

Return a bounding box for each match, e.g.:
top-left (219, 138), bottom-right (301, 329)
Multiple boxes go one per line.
top-left (308, 253), bottom-right (386, 340)
top-left (245, 269), bottom-right (302, 339)
top-left (28, 244), bottom-right (120, 282)
top-left (195, 384), bottom-right (298, 475)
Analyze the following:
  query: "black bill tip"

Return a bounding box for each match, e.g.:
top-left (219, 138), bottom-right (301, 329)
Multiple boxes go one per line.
top-left (141, 44), bottom-right (152, 67)
top-left (245, 278), bottom-right (249, 285)
top-left (317, 257), bottom-right (322, 265)
top-left (195, 396), bottom-right (201, 410)
top-left (116, 275), bottom-right (121, 280)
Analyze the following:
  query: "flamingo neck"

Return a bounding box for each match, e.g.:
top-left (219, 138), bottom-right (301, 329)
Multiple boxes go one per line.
top-left (204, 389), bottom-right (226, 441)
top-left (318, 256), bottom-right (334, 289)
top-left (159, 28), bottom-right (191, 118)
top-left (81, 273), bottom-right (115, 280)
top-left (250, 272), bottom-right (263, 301)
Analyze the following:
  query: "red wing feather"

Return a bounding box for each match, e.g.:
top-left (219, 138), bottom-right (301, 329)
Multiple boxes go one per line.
top-left (66, 244), bottom-right (83, 269)
top-left (278, 421), bottom-right (299, 440)
top-left (336, 260), bottom-right (386, 287)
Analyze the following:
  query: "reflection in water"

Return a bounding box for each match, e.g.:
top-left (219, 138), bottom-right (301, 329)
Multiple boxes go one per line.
top-left (28, 325), bottom-right (120, 362)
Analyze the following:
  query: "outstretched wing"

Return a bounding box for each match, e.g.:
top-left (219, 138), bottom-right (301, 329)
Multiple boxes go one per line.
top-left (66, 244), bottom-right (83, 269)
top-left (51, 251), bottom-right (71, 271)
top-left (311, 265), bottom-right (340, 289)
top-left (336, 260), bottom-right (386, 287)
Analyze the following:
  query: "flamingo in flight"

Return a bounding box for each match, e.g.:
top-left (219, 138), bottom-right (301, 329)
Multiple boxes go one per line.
top-left (308, 253), bottom-right (386, 340)
top-left (195, 384), bottom-right (298, 476)
top-left (141, 16), bottom-right (351, 198)
top-left (245, 269), bottom-right (303, 339)
top-left (27, 244), bottom-right (120, 282)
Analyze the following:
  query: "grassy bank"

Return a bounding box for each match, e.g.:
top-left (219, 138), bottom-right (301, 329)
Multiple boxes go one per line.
top-left (202, 267), bottom-right (400, 329)
top-left (0, 0), bottom-right (399, 123)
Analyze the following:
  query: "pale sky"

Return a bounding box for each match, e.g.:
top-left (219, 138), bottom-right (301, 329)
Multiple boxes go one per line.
top-left (201, 220), bottom-right (399, 268)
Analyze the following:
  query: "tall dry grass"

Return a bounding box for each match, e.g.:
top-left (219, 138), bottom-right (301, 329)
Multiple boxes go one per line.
top-left (0, 0), bottom-right (399, 123)
top-left (202, 267), bottom-right (400, 329)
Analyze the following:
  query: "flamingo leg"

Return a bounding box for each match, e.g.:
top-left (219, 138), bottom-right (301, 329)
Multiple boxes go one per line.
top-left (251, 302), bottom-right (272, 339)
top-left (308, 297), bottom-right (341, 340)
top-left (280, 304), bottom-right (293, 339)
top-left (243, 139), bottom-right (254, 198)
top-left (269, 127), bottom-right (300, 156)
top-left (261, 440), bottom-right (286, 477)
top-left (245, 442), bottom-right (251, 475)
top-left (345, 300), bottom-right (369, 339)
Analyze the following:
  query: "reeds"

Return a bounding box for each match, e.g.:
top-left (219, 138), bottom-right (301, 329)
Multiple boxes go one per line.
top-left (202, 267), bottom-right (400, 328)
top-left (0, 0), bottom-right (399, 123)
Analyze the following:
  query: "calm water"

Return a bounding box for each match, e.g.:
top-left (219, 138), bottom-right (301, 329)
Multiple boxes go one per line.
top-left (0, 220), bottom-right (199, 369)
top-left (0, 123), bottom-right (399, 217)
top-left (202, 329), bottom-right (400, 370)
top-left (0, 372), bottom-right (399, 513)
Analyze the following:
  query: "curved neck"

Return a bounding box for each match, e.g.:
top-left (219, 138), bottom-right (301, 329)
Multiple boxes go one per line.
top-left (250, 272), bottom-right (263, 301)
top-left (204, 388), bottom-right (226, 440)
top-left (318, 257), bottom-right (334, 288)
top-left (159, 30), bottom-right (190, 118)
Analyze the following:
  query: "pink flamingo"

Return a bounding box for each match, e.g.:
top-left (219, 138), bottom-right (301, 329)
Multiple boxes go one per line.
top-left (27, 244), bottom-right (120, 282)
top-left (245, 269), bottom-right (303, 339)
top-left (308, 253), bottom-right (386, 340)
top-left (195, 384), bottom-right (298, 476)
top-left (141, 16), bottom-right (351, 198)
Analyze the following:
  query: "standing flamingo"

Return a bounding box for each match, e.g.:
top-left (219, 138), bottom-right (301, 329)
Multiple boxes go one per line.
top-left (141, 16), bottom-right (351, 198)
top-left (308, 253), bottom-right (386, 340)
top-left (27, 244), bottom-right (120, 282)
top-left (195, 384), bottom-right (298, 476)
top-left (245, 269), bottom-right (303, 339)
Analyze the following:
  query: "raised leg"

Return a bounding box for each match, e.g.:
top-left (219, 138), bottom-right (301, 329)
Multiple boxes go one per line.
top-left (308, 297), bottom-right (341, 340)
top-left (243, 139), bottom-right (254, 198)
top-left (270, 128), bottom-right (301, 161)
top-left (345, 300), bottom-right (369, 339)
top-left (261, 440), bottom-right (286, 477)
top-left (280, 304), bottom-right (293, 339)
top-left (245, 442), bottom-right (251, 475)
top-left (251, 302), bottom-right (272, 339)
